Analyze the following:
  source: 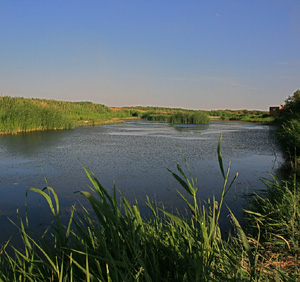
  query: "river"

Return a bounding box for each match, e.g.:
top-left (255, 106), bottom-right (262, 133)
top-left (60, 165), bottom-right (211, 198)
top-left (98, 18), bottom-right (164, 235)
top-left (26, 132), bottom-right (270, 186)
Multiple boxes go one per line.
top-left (0, 120), bottom-right (283, 243)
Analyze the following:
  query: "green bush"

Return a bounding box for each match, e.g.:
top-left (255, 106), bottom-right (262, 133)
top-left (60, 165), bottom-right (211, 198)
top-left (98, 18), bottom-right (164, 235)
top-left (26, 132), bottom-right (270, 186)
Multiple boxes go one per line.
top-left (276, 90), bottom-right (300, 159)
top-left (277, 90), bottom-right (300, 121)
top-left (277, 118), bottom-right (300, 157)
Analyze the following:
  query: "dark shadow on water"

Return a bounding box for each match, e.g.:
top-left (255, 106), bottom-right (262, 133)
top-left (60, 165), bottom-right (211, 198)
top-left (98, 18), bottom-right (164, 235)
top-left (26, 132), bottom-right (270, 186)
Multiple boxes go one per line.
top-left (0, 130), bottom-right (67, 157)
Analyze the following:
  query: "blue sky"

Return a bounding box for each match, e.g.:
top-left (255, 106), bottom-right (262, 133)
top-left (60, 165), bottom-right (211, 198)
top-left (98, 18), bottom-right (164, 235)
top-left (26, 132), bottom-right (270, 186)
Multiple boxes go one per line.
top-left (0, 1), bottom-right (299, 110)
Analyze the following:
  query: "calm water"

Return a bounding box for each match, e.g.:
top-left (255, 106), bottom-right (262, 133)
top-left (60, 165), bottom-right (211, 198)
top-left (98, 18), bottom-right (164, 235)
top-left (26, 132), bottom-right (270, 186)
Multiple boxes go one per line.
top-left (0, 120), bottom-right (283, 243)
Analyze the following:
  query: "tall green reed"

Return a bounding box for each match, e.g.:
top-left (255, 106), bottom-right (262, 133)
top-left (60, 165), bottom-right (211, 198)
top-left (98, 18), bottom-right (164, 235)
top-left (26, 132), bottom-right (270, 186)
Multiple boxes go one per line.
top-left (141, 111), bottom-right (210, 124)
top-left (0, 96), bottom-right (135, 134)
top-left (245, 173), bottom-right (300, 257)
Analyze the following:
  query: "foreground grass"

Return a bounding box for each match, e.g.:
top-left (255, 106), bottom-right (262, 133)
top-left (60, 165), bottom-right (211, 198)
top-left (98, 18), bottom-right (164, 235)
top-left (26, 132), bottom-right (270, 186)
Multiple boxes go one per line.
top-left (245, 173), bottom-right (300, 275)
top-left (0, 136), bottom-right (298, 281)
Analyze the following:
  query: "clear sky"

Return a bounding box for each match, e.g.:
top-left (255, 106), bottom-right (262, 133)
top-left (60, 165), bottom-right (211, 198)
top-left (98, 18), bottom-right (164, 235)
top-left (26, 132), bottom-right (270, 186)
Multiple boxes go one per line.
top-left (0, 1), bottom-right (299, 110)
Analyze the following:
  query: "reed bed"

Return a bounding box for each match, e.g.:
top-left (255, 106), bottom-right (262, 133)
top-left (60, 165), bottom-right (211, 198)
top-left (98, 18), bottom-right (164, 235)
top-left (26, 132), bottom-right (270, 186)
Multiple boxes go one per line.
top-left (0, 136), bottom-right (296, 281)
top-left (141, 111), bottom-right (210, 124)
top-left (208, 110), bottom-right (273, 123)
top-left (0, 96), bottom-right (74, 134)
top-left (126, 107), bottom-right (273, 124)
top-left (0, 96), bottom-right (133, 134)
top-left (0, 96), bottom-right (273, 135)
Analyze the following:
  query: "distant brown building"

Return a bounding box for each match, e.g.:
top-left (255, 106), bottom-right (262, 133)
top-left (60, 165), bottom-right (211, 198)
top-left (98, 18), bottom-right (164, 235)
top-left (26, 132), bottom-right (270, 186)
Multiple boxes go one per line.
top-left (269, 106), bottom-right (280, 116)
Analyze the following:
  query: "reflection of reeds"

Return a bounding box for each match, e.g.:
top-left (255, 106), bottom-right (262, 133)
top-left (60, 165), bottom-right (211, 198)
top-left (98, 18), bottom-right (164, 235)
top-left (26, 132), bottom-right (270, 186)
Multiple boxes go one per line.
top-left (1, 136), bottom-right (297, 280)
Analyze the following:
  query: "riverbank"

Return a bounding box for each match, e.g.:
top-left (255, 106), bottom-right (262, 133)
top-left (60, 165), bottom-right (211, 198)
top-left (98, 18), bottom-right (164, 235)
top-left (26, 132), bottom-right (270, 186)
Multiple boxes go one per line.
top-left (0, 96), bottom-right (135, 135)
top-left (123, 106), bottom-right (273, 124)
top-left (0, 96), bottom-right (273, 135)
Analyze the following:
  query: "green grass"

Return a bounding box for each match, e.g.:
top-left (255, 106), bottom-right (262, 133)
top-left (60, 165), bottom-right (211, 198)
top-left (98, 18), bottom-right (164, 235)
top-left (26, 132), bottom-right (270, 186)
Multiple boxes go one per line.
top-left (0, 97), bottom-right (211, 134)
top-left (0, 96), bottom-right (133, 134)
top-left (141, 110), bottom-right (210, 124)
top-left (276, 118), bottom-right (300, 159)
top-left (246, 174), bottom-right (300, 251)
top-left (0, 96), bottom-right (274, 135)
top-left (0, 136), bottom-right (297, 281)
top-left (244, 173), bottom-right (300, 279)
top-left (208, 109), bottom-right (274, 123)
top-left (0, 96), bottom-right (74, 134)
top-left (126, 107), bottom-right (273, 124)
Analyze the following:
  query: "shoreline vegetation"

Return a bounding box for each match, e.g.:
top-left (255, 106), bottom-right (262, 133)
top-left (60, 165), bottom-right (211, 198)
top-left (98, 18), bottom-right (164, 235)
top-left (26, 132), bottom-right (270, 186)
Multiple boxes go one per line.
top-left (0, 91), bottom-right (300, 280)
top-left (0, 96), bottom-right (273, 135)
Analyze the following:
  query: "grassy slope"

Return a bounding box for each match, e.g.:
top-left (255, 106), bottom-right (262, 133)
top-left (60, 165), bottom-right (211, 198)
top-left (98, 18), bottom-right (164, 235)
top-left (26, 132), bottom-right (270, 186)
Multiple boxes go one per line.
top-left (0, 96), bottom-right (133, 134)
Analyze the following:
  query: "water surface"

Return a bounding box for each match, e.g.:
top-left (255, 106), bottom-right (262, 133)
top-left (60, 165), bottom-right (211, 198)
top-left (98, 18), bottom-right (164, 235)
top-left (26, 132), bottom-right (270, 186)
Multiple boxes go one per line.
top-left (0, 120), bottom-right (283, 242)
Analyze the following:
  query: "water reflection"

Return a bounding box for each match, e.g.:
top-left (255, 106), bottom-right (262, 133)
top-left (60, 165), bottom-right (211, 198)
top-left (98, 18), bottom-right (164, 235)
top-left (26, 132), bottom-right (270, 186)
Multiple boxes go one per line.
top-left (0, 130), bottom-right (66, 157)
top-left (170, 123), bottom-right (210, 133)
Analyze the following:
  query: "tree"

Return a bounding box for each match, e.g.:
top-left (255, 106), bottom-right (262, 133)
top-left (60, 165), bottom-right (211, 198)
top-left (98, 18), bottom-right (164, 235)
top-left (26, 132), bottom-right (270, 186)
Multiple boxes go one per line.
top-left (278, 89), bottom-right (300, 119)
top-left (276, 90), bottom-right (300, 160)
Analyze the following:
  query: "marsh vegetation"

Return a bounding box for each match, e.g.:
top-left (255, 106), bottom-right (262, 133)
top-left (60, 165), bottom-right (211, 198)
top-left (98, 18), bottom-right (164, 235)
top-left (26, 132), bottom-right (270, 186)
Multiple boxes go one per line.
top-left (140, 110), bottom-right (210, 124)
top-left (0, 96), bottom-right (132, 134)
top-left (0, 92), bottom-right (299, 280)
top-left (0, 96), bottom-right (272, 135)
